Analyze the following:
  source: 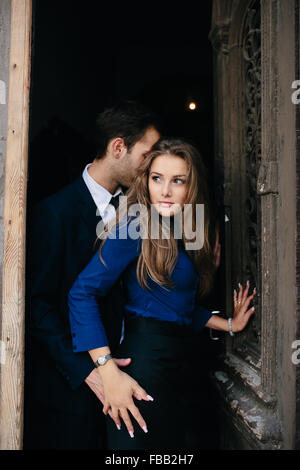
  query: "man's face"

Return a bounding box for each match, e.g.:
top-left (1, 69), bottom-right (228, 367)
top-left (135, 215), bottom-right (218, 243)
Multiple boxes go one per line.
top-left (118, 126), bottom-right (160, 187)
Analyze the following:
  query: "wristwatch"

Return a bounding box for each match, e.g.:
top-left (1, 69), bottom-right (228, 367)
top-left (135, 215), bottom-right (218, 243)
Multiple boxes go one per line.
top-left (94, 353), bottom-right (112, 367)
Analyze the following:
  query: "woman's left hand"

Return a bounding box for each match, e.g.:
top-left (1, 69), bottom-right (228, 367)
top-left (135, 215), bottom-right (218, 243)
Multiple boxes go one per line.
top-left (232, 281), bottom-right (257, 332)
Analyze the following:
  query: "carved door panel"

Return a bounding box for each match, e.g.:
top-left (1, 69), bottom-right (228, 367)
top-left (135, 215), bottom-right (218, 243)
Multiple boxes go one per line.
top-left (209, 0), bottom-right (288, 449)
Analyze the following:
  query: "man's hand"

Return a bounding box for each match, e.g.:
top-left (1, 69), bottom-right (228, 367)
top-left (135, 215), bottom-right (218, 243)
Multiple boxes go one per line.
top-left (85, 357), bottom-right (132, 404)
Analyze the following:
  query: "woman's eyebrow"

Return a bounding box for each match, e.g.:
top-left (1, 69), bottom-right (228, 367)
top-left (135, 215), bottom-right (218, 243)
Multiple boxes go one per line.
top-left (150, 171), bottom-right (187, 177)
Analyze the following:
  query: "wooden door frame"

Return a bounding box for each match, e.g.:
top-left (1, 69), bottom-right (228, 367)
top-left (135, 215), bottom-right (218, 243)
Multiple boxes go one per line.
top-left (0, 0), bottom-right (32, 450)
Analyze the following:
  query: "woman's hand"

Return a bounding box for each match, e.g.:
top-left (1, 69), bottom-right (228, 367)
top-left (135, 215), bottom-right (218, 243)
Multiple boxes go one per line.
top-left (99, 361), bottom-right (153, 438)
top-left (85, 357), bottom-right (132, 404)
top-left (232, 281), bottom-right (257, 333)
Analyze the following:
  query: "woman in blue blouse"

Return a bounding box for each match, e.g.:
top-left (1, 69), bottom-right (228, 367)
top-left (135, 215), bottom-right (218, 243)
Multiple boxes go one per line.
top-left (69, 138), bottom-right (256, 449)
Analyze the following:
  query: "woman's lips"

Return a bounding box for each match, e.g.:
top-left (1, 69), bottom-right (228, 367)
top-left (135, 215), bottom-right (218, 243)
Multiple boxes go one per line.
top-left (158, 201), bottom-right (174, 207)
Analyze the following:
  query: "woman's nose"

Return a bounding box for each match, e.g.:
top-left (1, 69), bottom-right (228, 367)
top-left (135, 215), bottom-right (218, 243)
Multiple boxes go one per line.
top-left (161, 182), bottom-right (171, 197)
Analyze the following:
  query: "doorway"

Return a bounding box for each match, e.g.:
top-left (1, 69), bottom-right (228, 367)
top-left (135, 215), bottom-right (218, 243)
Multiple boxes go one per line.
top-left (24, 0), bottom-right (222, 449)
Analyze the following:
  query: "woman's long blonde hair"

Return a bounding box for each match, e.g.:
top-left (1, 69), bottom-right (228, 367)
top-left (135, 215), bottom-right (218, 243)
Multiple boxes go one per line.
top-left (99, 137), bottom-right (218, 298)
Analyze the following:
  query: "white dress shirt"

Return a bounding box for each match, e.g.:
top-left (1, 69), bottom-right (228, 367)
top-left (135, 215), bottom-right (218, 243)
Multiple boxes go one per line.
top-left (82, 163), bottom-right (125, 343)
top-left (82, 163), bottom-right (123, 225)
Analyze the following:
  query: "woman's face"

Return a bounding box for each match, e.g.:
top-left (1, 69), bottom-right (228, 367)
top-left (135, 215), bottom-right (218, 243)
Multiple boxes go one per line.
top-left (148, 154), bottom-right (188, 217)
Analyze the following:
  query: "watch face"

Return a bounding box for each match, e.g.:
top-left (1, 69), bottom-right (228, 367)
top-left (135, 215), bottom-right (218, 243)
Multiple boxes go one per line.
top-left (98, 357), bottom-right (106, 365)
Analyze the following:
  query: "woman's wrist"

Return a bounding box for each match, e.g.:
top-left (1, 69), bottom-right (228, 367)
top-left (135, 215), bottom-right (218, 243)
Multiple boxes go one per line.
top-left (230, 318), bottom-right (240, 333)
top-left (88, 346), bottom-right (118, 377)
top-left (89, 346), bottom-right (111, 361)
top-left (96, 357), bottom-right (119, 378)
top-left (227, 317), bottom-right (234, 336)
top-left (205, 315), bottom-right (230, 332)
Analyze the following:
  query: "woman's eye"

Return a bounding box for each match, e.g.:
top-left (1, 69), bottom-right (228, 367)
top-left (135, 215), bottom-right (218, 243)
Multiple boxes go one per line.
top-left (151, 176), bottom-right (185, 184)
top-left (152, 175), bottom-right (161, 182)
top-left (174, 178), bottom-right (185, 184)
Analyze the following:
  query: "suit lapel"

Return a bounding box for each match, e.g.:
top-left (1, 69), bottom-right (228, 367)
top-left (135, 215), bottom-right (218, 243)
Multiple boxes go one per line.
top-left (72, 175), bottom-right (125, 251)
top-left (72, 176), bottom-right (102, 247)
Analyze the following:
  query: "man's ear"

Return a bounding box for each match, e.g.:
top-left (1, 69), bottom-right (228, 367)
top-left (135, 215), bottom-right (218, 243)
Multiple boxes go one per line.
top-left (109, 137), bottom-right (127, 159)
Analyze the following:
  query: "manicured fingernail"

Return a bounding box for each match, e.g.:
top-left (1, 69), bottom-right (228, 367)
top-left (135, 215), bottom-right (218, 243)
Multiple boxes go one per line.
top-left (238, 283), bottom-right (241, 288)
top-left (252, 307), bottom-right (255, 310)
top-left (247, 280), bottom-right (249, 285)
top-left (142, 426), bottom-right (148, 433)
top-left (129, 431), bottom-right (134, 438)
top-left (116, 424), bottom-right (121, 430)
top-left (146, 395), bottom-right (154, 401)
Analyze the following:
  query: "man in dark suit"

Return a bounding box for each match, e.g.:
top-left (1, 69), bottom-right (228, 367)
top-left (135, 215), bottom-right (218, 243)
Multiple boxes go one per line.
top-left (23, 100), bottom-right (161, 449)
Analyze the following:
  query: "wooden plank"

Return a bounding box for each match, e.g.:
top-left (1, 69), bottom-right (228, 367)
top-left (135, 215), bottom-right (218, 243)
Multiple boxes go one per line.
top-left (0, 0), bottom-right (32, 450)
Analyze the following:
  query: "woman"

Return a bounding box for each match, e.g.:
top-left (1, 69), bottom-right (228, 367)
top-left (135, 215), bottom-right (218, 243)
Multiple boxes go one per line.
top-left (68, 138), bottom-right (256, 450)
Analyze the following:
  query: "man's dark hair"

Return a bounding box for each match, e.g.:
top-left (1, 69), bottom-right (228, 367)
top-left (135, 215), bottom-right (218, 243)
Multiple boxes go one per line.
top-left (94, 100), bottom-right (162, 159)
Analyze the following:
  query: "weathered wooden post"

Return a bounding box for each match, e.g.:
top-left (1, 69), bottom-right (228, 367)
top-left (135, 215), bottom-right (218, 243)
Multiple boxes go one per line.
top-left (0, 0), bottom-right (32, 450)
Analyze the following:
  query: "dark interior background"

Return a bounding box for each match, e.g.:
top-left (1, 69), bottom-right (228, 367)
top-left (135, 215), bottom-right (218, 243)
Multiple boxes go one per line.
top-left (28, 0), bottom-right (214, 206)
top-left (26, 0), bottom-right (224, 448)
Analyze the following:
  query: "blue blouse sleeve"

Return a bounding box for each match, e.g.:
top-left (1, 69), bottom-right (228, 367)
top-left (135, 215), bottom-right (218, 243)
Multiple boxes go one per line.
top-left (68, 218), bottom-right (141, 352)
top-left (191, 304), bottom-right (213, 333)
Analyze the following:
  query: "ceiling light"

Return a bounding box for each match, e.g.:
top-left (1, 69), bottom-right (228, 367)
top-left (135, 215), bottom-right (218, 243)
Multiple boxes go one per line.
top-left (188, 102), bottom-right (197, 111)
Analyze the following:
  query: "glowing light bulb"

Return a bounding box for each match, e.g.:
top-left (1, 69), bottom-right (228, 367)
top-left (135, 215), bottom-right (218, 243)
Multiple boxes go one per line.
top-left (188, 102), bottom-right (197, 111)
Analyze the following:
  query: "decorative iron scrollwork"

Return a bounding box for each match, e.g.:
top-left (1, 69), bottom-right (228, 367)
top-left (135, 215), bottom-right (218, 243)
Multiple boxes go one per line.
top-left (234, 0), bottom-right (262, 368)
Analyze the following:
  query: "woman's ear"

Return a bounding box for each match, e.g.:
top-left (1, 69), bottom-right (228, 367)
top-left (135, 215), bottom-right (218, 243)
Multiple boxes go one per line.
top-left (109, 137), bottom-right (127, 159)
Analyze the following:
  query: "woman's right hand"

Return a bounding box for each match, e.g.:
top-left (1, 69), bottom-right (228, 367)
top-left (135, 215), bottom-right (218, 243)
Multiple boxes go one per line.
top-left (99, 361), bottom-right (153, 438)
top-left (232, 281), bottom-right (257, 332)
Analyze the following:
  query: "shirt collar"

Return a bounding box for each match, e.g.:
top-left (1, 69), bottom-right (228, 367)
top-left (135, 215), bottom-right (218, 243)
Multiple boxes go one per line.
top-left (82, 163), bottom-right (123, 214)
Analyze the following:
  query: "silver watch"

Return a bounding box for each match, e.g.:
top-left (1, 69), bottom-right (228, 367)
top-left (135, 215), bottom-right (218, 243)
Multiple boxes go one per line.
top-left (94, 353), bottom-right (112, 367)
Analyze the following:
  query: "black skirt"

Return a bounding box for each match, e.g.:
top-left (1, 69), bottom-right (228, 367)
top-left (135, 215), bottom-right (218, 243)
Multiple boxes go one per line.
top-left (105, 315), bottom-right (203, 450)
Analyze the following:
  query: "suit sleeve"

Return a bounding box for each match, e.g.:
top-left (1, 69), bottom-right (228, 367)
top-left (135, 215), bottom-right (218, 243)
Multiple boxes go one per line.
top-left (27, 200), bottom-right (95, 390)
top-left (69, 218), bottom-right (141, 352)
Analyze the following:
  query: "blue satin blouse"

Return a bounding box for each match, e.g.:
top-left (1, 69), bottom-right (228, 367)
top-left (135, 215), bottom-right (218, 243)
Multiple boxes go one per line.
top-left (68, 217), bottom-right (213, 352)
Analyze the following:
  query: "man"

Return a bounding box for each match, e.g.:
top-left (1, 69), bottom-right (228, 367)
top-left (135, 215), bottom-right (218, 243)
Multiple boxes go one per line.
top-left (23, 100), bottom-right (161, 449)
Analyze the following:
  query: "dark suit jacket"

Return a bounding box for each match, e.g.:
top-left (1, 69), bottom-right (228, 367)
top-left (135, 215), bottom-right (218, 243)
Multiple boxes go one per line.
top-left (25, 176), bottom-right (124, 416)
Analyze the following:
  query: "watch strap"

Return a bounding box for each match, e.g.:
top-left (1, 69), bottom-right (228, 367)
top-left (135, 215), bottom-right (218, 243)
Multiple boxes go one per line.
top-left (94, 353), bottom-right (112, 367)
